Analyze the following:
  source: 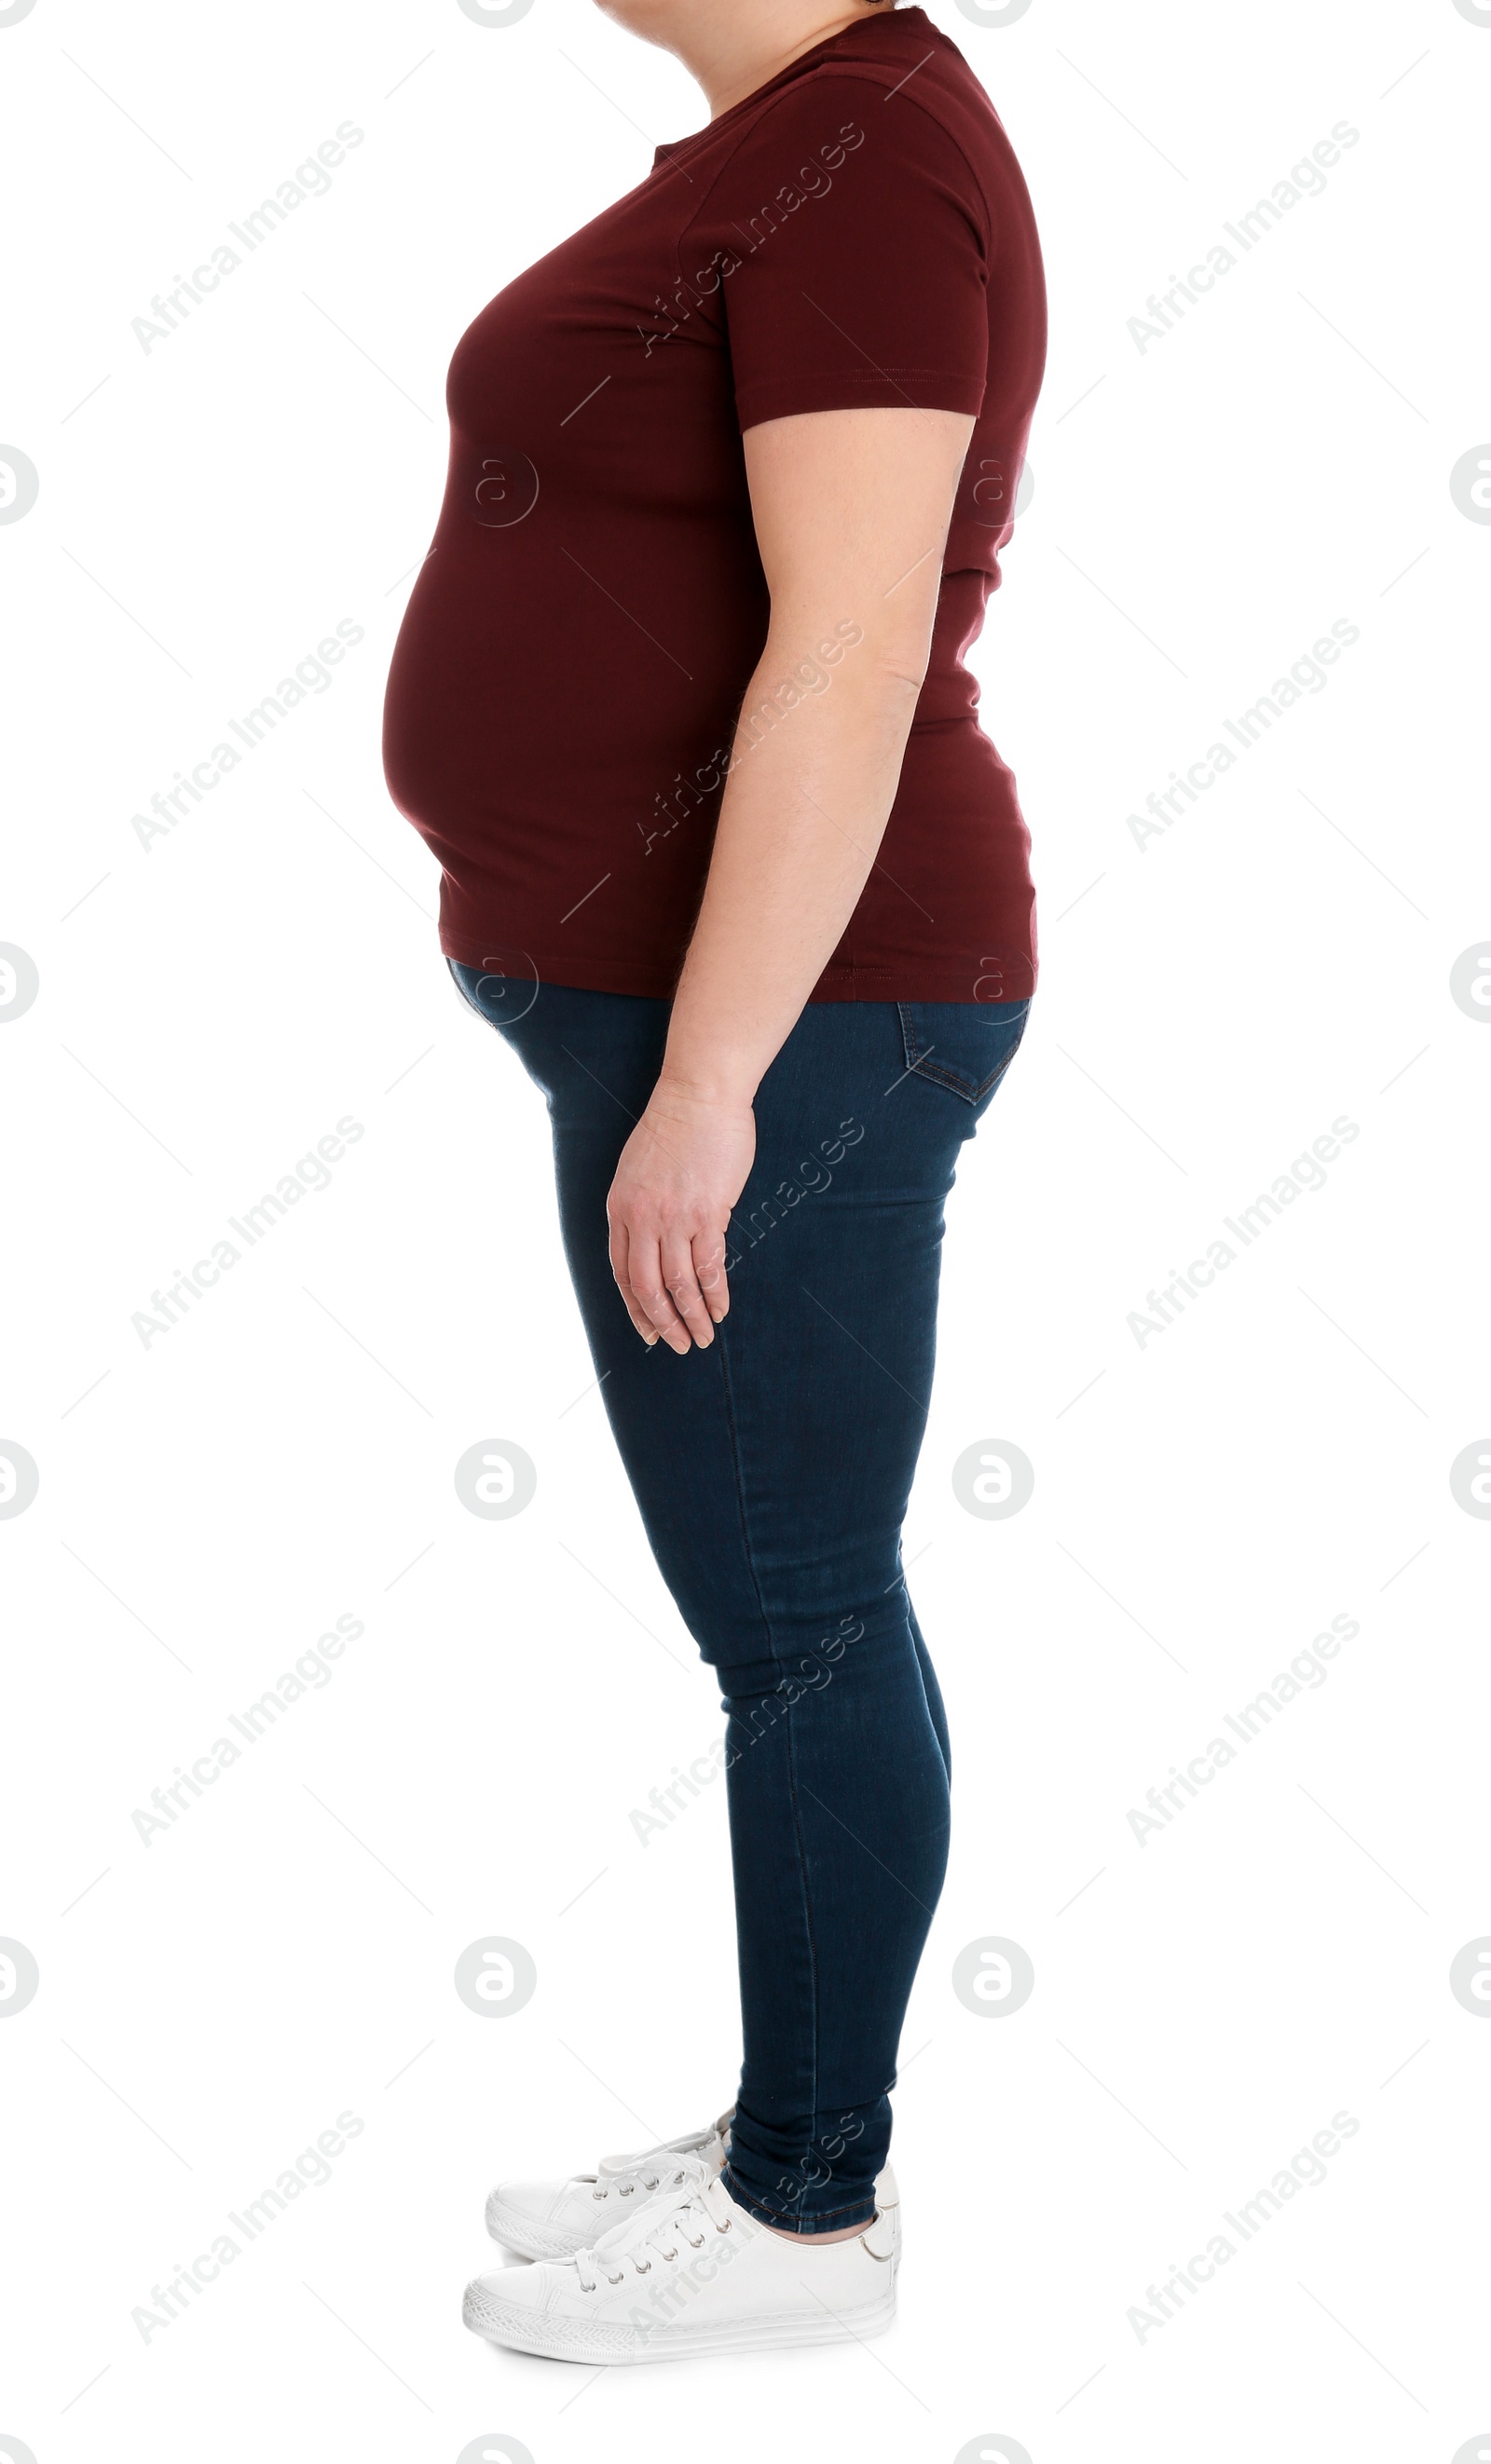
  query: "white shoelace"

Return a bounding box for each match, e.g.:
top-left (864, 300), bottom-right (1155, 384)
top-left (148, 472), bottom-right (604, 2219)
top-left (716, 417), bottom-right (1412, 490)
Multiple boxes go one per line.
top-left (578, 2145), bottom-right (712, 2223)
top-left (574, 2174), bottom-right (733, 2294)
top-left (595, 2119), bottom-right (719, 2180)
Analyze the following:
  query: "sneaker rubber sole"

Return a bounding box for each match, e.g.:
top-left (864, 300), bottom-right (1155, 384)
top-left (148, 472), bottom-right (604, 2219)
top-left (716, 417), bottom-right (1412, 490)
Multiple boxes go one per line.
top-left (461, 2273), bottom-right (897, 2363)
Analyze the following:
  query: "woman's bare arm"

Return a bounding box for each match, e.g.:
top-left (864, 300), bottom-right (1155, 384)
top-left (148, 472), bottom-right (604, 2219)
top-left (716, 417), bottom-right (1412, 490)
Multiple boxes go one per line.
top-left (606, 403), bottom-right (975, 1354)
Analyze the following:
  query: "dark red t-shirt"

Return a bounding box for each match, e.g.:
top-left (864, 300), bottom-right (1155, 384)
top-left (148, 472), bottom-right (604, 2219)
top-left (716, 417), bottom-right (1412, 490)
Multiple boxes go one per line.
top-left (382, 4), bottom-right (1046, 1003)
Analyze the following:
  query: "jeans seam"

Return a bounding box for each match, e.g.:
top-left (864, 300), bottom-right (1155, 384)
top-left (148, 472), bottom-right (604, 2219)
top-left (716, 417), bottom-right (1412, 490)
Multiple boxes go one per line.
top-left (781, 1697), bottom-right (822, 2202)
top-left (908, 1046), bottom-right (1023, 1106)
top-left (713, 1328), bottom-right (775, 1667)
top-left (912, 1056), bottom-right (997, 1103)
top-left (714, 1327), bottom-right (821, 2198)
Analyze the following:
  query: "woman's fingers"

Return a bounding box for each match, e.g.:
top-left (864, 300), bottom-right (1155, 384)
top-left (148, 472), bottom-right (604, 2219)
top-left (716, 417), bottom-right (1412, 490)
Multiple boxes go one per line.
top-left (608, 1218), bottom-right (663, 1347)
top-left (604, 1087), bottom-right (754, 1352)
top-left (625, 1229), bottom-right (691, 1354)
top-left (694, 1230), bottom-right (730, 1324)
top-left (660, 1231), bottom-right (716, 1349)
top-left (610, 1214), bottom-right (731, 1352)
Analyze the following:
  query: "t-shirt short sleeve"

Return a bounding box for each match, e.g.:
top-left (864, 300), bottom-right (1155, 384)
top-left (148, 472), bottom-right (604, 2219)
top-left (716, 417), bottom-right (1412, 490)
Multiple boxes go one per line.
top-left (686, 75), bottom-right (991, 434)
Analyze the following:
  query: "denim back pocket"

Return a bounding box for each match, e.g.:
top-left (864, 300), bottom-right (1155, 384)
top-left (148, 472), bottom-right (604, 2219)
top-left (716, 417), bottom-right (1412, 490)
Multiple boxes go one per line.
top-left (897, 997), bottom-right (1032, 1107)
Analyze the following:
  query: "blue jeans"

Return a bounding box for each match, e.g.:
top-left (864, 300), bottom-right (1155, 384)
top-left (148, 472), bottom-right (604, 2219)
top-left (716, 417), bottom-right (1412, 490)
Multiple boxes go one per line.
top-left (450, 965), bottom-right (1031, 2231)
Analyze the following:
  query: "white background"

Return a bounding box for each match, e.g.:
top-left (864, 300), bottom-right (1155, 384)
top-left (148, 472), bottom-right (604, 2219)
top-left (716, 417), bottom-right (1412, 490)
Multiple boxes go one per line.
top-left (2, 0), bottom-right (1489, 2458)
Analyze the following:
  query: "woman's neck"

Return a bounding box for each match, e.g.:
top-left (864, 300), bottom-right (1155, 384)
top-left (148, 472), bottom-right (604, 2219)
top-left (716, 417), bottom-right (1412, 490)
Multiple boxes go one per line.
top-left (676, 2), bottom-right (896, 121)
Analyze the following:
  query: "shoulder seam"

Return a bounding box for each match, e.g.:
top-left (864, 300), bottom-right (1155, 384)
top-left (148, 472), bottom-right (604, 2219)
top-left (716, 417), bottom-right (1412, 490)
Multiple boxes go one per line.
top-left (669, 60), bottom-right (993, 265)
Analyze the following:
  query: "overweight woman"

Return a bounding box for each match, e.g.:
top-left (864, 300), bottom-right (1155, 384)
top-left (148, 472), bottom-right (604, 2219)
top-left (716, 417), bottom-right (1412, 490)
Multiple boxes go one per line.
top-left (383, 0), bottom-right (1046, 2365)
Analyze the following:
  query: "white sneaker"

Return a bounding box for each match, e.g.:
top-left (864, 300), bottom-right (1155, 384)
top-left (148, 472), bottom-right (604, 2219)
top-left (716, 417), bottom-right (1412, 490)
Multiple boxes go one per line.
top-left (464, 2167), bottom-right (900, 2364)
top-left (484, 2110), bottom-right (732, 2260)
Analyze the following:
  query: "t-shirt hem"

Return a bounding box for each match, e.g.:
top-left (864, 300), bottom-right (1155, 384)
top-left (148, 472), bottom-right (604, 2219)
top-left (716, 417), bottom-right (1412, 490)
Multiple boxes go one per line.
top-left (442, 939), bottom-right (676, 1002)
top-left (440, 933), bottom-right (1035, 1006)
top-left (736, 369), bottom-right (987, 428)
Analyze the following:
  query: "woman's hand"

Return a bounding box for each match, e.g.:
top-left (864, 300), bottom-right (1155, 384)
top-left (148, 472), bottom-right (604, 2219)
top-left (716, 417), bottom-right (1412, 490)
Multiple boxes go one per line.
top-left (607, 1079), bottom-right (756, 1353)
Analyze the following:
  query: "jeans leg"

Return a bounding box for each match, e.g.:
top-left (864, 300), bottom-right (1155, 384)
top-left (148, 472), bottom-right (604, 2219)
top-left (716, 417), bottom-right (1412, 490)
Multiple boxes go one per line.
top-left (453, 973), bottom-right (994, 2231)
top-left (714, 1602), bottom-right (951, 2233)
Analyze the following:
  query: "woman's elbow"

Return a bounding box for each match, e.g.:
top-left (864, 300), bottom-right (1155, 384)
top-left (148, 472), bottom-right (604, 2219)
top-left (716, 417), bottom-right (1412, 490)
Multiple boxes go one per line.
top-left (867, 645), bottom-right (931, 701)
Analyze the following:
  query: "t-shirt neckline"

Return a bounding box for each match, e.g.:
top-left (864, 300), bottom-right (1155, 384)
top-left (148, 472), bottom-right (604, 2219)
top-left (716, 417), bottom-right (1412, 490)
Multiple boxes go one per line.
top-left (651, 5), bottom-right (934, 171)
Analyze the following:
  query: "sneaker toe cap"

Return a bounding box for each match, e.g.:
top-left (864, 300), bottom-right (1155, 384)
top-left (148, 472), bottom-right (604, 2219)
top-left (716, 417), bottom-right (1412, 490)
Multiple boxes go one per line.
top-left (487, 2177), bottom-right (564, 2226)
top-left (485, 2177), bottom-right (595, 2255)
top-left (464, 2260), bottom-right (558, 2330)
